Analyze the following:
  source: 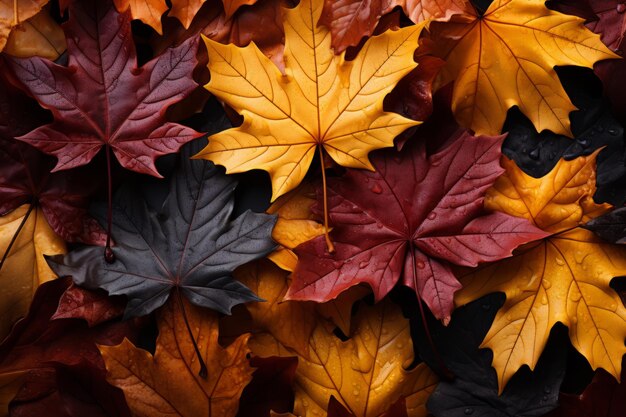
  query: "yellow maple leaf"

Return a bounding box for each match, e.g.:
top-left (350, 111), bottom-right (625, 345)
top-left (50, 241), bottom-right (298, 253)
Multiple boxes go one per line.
top-left (429, 0), bottom-right (619, 136)
top-left (0, 0), bottom-right (49, 52)
top-left (100, 298), bottom-right (253, 417)
top-left (455, 152), bottom-right (626, 392)
top-left (0, 205), bottom-right (66, 341)
top-left (195, 0), bottom-right (422, 201)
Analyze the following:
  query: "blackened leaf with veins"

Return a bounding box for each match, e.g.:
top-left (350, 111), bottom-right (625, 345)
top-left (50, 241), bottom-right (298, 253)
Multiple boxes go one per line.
top-left (417, 293), bottom-right (567, 417)
top-left (47, 142), bottom-right (277, 318)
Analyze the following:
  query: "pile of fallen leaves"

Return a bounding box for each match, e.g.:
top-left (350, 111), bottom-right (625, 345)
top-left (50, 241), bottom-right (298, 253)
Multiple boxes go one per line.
top-left (1, 0), bottom-right (626, 416)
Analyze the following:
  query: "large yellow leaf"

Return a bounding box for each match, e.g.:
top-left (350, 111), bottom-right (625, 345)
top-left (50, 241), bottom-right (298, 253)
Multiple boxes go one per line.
top-left (253, 299), bottom-right (438, 417)
top-left (195, 0), bottom-right (422, 200)
top-left (429, 0), bottom-right (618, 136)
top-left (0, 205), bottom-right (66, 340)
top-left (455, 153), bottom-right (626, 392)
top-left (0, 0), bottom-right (48, 52)
top-left (100, 298), bottom-right (253, 417)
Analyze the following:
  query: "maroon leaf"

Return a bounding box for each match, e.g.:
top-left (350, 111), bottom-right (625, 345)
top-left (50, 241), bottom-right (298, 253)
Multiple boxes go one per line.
top-left (52, 284), bottom-right (125, 327)
top-left (7, 0), bottom-right (202, 177)
top-left (288, 131), bottom-right (548, 322)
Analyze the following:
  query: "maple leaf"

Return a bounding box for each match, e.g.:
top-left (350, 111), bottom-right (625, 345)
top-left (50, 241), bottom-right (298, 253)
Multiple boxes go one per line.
top-left (100, 297), bottom-right (254, 417)
top-left (416, 293), bottom-right (566, 417)
top-left (253, 299), bottom-right (438, 417)
top-left (47, 142), bottom-right (276, 319)
top-left (428, 0), bottom-right (618, 136)
top-left (289, 130), bottom-right (547, 322)
top-left (320, 0), bottom-right (467, 52)
top-left (0, 0), bottom-right (48, 53)
top-left (7, 0), bottom-right (202, 178)
top-left (194, 0), bottom-right (423, 201)
top-left (222, 0), bottom-right (259, 19)
top-left (266, 183), bottom-right (325, 271)
top-left (4, 9), bottom-right (66, 60)
top-left (455, 151), bottom-right (626, 391)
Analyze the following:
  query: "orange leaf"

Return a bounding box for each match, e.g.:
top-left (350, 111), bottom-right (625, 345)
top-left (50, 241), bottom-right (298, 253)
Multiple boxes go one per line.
top-left (113, 0), bottom-right (168, 34)
top-left (0, 0), bottom-right (48, 52)
top-left (100, 298), bottom-right (253, 417)
top-left (4, 9), bottom-right (65, 60)
top-left (429, 0), bottom-right (618, 136)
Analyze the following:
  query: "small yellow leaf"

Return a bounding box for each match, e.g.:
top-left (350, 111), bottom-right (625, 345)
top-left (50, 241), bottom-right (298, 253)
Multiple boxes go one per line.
top-left (100, 298), bottom-right (253, 417)
top-left (0, 0), bottom-right (48, 52)
top-left (196, 0), bottom-right (422, 201)
top-left (430, 0), bottom-right (619, 136)
top-left (267, 183), bottom-right (324, 271)
top-left (0, 205), bottom-right (66, 340)
top-left (456, 153), bottom-right (626, 391)
top-left (4, 9), bottom-right (65, 59)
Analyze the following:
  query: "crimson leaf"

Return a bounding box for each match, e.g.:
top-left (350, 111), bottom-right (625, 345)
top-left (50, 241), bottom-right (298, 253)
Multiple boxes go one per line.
top-left (288, 131), bottom-right (547, 322)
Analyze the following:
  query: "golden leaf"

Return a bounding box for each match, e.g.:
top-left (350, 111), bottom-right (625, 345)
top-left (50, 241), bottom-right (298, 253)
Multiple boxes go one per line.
top-left (0, 0), bottom-right (48, 52)
top-left (4, 9), bottom-right (65, 60)
top-left (430, 0), bottom-right (619, 136)
top-left (0, 205), bottom-right (66, 340)
top-left (100, 298), bottom-right (253, 417)
top-left (195, 0), bottom-right (422, 201)
top-left (455, 153), bottom-right (626, 391)
top-left (267, 183), bottom-right (324, 271)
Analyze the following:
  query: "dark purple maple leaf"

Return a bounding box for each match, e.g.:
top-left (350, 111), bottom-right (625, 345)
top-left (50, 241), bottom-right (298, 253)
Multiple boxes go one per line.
top-left (7, 0), bottom-right (202, 177)
top-left (288, 131), bottom-right (549, 323)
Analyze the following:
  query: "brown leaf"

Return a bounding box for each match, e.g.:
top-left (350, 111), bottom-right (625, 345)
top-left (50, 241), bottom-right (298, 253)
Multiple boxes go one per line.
top-left (4, 10), bottom-right (65, 60)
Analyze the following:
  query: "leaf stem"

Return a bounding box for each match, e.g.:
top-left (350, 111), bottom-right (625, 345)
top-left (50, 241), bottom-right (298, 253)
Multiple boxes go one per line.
top-left (318, 145), bottom-right (335, 253)
top-left (409, 244), bottom-right (454, 381)
top-left (0, 203), bottom-right (34, 273)
top-left (104, 145), bottom-right (115, 263)
top-left (175, 289), bottom-right (208, 379)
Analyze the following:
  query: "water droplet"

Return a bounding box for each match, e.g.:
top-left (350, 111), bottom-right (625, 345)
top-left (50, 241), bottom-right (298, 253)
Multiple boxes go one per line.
top-left (427, 212), bottom-right (437, 220)
top-left (529, 148), bottom-right (540, 160)
top-left (353, 389), bottom-right (360, 396)
top-left (577, 137), bottom-right (590, 147)
top-left (359, 261), bottom-right (369, 268)
top-left (542, 395), bottom-right (549, 402)
top-left (543, 279), bottom-right (552, 289)
top-left (370, 183), bottom-right (383, 194)
top-left (482, 303), bottom-right (490, 310)
top-left (416, 261), bottom-right (425, 269)
top-left (544, 386), bottom-right (552, 394)
top-left (554, 257), bottom-right (565, 266)
top-left (396, 343), bottom-right (404, 349)
top-left (541, 294), bottom-right (548, 305)
top-left (609, 128), bottom-right (619, 136)
top-left (618, 3), bottom-right (626, 13)
top-left (464, 408), bottom-right (474, 415)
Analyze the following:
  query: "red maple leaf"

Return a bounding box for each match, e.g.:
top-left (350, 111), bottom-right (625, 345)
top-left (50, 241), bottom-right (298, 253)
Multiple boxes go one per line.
top-left (288, 131), bottom-right (548, 322)
top-left (7, 0), bottom-right (202, 177)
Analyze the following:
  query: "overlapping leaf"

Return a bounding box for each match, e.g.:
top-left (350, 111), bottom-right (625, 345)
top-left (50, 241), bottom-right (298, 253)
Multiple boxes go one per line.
top-left (320, 0), bottom-right (467, 52)
top-left (429, 0), bottom-right (618, 136)
top-left (195, 0), bottom-right (423, 200)
top-left (0, 0), bottom-right (48, 53)
top-left (455, 152), bottom-right (626, 391)
top-left (8, 0), bottom-right (201, 177)
top-left (289, 130), bottom-right (546, 322)
top-left (100, 298), bottom-right (254, 417)
top-left (47, 143), bottom-right (277, 318)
